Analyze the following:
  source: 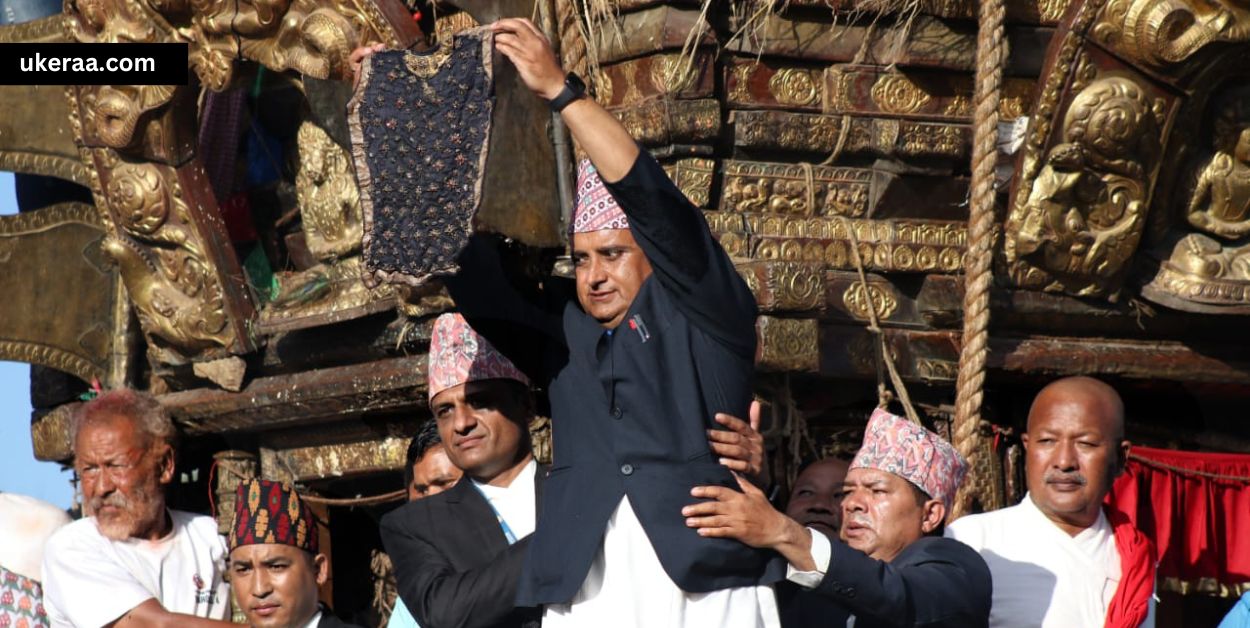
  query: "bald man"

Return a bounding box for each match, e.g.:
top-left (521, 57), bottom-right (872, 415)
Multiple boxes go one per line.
top-left (946, 377), bottom-right (1155, 628)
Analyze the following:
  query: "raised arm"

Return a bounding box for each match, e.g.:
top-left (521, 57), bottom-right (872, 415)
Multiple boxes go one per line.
top-left (493, 18), bottom-right (757, 349)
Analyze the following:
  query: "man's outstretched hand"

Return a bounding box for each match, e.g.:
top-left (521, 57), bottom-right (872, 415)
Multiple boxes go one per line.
top-left (708, 400), bottom-right (770, 489)
top-left (684, 474), bottom-right (816, 571)
top-left (491, 18), bottom-right (565, 101)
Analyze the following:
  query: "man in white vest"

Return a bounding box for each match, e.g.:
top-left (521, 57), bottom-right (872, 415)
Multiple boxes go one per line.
top-left (946, 376), bottom-right (1156, 628)
top-left (42, 390), bottom-right (233, 628)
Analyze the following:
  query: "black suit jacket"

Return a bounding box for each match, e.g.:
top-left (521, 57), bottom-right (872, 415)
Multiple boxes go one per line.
top-left (446, 152), bottom-right (785, 606)
top-left (316, 610), bottom-right (365, 628)
top-left (379, 467), bottom-right (545, 628)
top-left (791, 535), bottom-right (991, 628)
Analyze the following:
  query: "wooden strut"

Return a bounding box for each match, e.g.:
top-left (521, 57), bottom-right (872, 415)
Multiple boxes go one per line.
top-left (951, 0), bottom-right (1007, 520)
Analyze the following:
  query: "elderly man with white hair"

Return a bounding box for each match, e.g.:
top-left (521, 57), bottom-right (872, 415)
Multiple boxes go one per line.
top-left (41, 389), bottom-right (233, 628)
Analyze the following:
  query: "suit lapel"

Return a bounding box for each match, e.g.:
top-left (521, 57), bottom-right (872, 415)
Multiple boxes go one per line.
top-left (534, 464), bottom-right (548, 517)
top-left (442, 478), bottom-right (509, 564)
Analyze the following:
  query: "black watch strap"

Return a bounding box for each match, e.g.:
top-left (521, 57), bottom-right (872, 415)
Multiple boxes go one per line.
top-left (548, 72), bottom-right (586, 112)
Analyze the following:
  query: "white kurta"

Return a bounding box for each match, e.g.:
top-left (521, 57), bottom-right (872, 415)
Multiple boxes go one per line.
top-left (542, 496), bottom-right (780, 628)
top-left (945, 493), bottom-right (1154, 628)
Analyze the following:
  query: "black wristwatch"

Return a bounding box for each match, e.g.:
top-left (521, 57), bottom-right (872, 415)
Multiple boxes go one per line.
top-left (547, 72), bottom-right (587, 112)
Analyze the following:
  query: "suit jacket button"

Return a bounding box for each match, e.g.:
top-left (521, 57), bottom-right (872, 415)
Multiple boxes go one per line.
top-left (612, 407), bottom-right (623, 420)
top-left (620, 464), bottom-right (634, 476)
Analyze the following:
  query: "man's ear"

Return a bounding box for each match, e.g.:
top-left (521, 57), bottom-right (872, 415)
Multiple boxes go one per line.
top-left (313, 553), bottom-right (330, 586)
top-left (1114, 439), bottom-right (1131, 476)
top-left (155, 444), bottom-right (175, 486)
top-left (921, 499), bottom-right (946, 534)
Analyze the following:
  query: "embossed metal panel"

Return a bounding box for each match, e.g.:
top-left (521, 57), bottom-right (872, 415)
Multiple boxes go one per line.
top-left (0, 202), bottom-right (117, 384)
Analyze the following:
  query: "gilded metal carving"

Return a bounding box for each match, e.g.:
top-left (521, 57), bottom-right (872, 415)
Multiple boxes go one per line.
top-left (824, 66), bottom-right (1036, 123)
top-left (296, 121), bottom-right (362, 261)
top-left (31, 403), bottom-right (77, 462)
top-left (768, 68), bottom-right (821, 107)
top-left (614, 99), bottom-right (721, 147)
top-left (212, 450), bottom-right (258, 533)
top-left (263, 436), bottom-right (411, 482)
top-left (738, 261), bottom-right (826, 312)
top-left (1186, 128), bottom-right (1250, 240)
top-left (1093, 0), bottom-right (1250, 68)
top-left (730, 217), bottom-right (967, 273)
top-left (1143, 118), bottom-right (1250, 312)
top-left (843, 282), bottom-right (899, 320)
top-left (721, 161), bottom-right (872, 218)
top-left (1005, 75), bottom-right (1165, 299)
top-left (0, 203), bottom-right (116, 384)
top-left (704, 210), bottom-right (745, 234)
top-left (732, 110), bottom-right (971, 161)
top-left (64, 0), bottom-right (415, 89)
top-left (870, 73), bottom-right (933, 115)
top-left (0, 14), bottom-right (88, 185)
top-left (258, 122), bottom-right (398, 332)
top-left (661, 158), bottom-right (715, 208)
top-left (590, 51), bottom-right (710, 108)
top-left (756, 316), bottom-right (820, 372)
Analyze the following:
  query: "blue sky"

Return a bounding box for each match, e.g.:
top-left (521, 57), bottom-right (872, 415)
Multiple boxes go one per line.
top-left (0, 171), bottom-right (75, 509)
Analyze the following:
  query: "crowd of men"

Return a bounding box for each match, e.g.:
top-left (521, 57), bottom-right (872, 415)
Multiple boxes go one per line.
top-left (0, 15), bottom-right (1200, 628)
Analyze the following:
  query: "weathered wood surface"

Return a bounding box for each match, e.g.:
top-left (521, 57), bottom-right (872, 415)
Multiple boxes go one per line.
top-left (161, 355), bottom-right (428, 435)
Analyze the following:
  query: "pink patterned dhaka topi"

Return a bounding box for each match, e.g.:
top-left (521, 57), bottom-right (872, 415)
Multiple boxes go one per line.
top-left (851, 408), bottom-right (968, 510)
top-left (570, 159), bottom-right (630, 234)
top-left (428, 313), bottom-right (530, 400)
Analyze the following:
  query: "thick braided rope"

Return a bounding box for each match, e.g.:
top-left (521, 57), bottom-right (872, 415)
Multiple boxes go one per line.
top-left (951, 0), bottom-right (1006, 520)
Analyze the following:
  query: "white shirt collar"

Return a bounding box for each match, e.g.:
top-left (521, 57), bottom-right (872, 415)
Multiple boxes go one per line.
top-left (1021, 492), bottom-right (1109, 540)
top-left (302, 610), bottom-right (323, 628)
top-left (472, 458), bottom-right (537, 498)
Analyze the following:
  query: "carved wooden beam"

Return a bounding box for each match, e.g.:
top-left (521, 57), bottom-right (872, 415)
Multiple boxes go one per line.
top-left (777, 0), bottom-right (1073, 23)
top-left (661, 158), bottom-right (714, 208)
top-left (595, 50), bottom-right (716, 108)
top-left (813, 323), bottom-right (1250, 385)
top-left (724, 59), bottom-right (1035, 122)
top-left (731, 110), bottom-right (971, 161)
top-left (757, 316), bottom-right (821, 372)
top-left (719, 160), bottom-right (969, 220)
top-left (613, 98), bottom-right (721, 148)
top-left (160, 355), bottom-right (428, 435)
top-left (725, 14), bottom-right (1053, 75)
top-left (592, 5), bottom-right (714, 64)
top-left (262, 436), bottom-right (411, 482)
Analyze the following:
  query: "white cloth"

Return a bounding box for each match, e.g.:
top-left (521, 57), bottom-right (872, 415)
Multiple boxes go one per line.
top-left (0, 492), bottom-right (71, 582)
top-left (543, 497), bottom-right (780, 628)
top-left (42, 510), bottom-right (230, 627)
top-left (946, 493), bottom-right (1155, 628)
top-left (472, 459), bottom-right (538, 538)
top-left (303, 610), bottom-right (323, 628)
top-left (785, 527), bottom-right (831, 589)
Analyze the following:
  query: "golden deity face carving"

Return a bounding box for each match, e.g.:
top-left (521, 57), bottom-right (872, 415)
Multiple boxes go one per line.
top-left (1006, 76), bottom-right (1159, 298)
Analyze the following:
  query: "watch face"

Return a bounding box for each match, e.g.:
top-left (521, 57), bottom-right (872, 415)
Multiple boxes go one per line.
top-left (566, 73), bottom-right (586, 93)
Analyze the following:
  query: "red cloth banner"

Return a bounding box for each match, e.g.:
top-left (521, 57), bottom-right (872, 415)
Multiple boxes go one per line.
top-left (1107, 446), bottom-right (1250, 596)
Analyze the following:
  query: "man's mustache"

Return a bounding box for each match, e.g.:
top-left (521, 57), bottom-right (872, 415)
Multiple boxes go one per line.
top-left (89, 491), bottom-right (131, 515)
top-left (1043, 470), bottom-right (1087, 485)
top-left (844, 513), bottom-right (873, 529)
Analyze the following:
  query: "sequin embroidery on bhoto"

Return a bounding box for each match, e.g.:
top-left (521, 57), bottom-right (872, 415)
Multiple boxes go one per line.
top-left (348, 27), bottom-right (496, 287)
